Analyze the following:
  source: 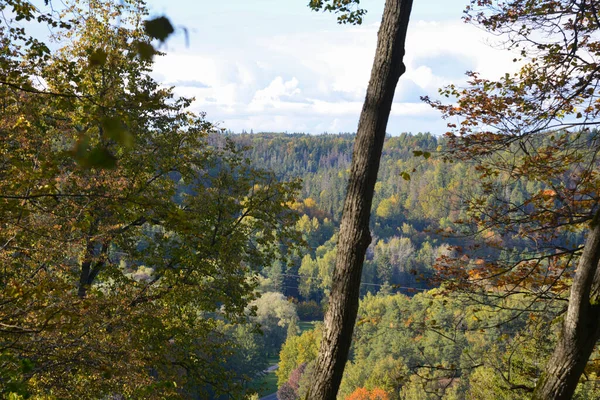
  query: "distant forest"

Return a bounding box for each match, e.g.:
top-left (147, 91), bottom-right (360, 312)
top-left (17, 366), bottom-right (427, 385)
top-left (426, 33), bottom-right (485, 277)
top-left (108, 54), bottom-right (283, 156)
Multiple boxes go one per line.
top-left (232, 132), bottom-right (599, 400)
top-left (231, 132), bottom-right (584, 302)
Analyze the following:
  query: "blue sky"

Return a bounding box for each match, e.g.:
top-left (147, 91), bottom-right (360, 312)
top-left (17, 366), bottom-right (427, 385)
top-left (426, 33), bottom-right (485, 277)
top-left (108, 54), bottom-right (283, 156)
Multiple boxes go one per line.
top-left (146, 0), bottom-right (518, 135)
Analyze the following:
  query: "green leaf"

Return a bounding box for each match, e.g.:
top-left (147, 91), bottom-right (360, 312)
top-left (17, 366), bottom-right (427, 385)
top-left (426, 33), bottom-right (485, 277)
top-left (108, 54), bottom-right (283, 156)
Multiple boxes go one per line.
top-left (85, 147), bottom-right (117, 169)
top-left (73, 134), bottom-right (91, 159)
top-left (102, 116), bottom-right (133, 147)
top-left (21, 358), bottom-right (34, 374)
top-left (74, 142), bottom-right (117, 169)
top-left (144, 16), bottom-right (174, 42)
top-left (413, 150), bottom-right (431, 159)
top-left (88, 48), bottom-right (107, 67)
top-left (134, 41), bottom-right (156, 62)
top-left (401, 172), bottom-right (411, 181)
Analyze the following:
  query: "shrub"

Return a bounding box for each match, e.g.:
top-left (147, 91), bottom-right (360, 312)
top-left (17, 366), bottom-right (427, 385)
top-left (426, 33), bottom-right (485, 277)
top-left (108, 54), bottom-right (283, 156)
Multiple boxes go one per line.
top-left (296, 300), bottom-right (324, 321)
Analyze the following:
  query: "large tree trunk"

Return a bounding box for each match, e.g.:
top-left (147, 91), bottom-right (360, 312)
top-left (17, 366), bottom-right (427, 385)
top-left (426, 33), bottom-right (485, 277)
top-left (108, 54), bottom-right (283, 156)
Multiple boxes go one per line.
top-left (533, 216), bottom-right (600, 399)
top-left (305, 1), bottom-right (413, 398)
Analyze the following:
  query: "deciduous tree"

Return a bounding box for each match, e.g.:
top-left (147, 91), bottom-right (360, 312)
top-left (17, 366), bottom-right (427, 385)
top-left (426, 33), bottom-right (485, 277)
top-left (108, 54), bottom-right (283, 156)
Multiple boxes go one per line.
top-left (425, 0), bottom-right (600, 398)
top-left (306, 0), bottom-right (414, 397)
top-left (0, 0), bottom-right (299, 397)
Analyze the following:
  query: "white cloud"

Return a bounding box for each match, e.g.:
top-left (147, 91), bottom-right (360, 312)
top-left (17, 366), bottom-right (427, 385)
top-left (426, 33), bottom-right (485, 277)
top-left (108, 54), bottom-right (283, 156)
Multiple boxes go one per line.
top-left (406, 65), bottom-right (434, 89)
top-left (151, 17), bottom-right (521, 134)
top-left (308, 99), bottom-right (362, 116)
top-left (405, 20), bottom-right (519, 82)
top-left (391, 102), bottom-right (437, 117)
top-left (248, 76), bottom-right (302, 111)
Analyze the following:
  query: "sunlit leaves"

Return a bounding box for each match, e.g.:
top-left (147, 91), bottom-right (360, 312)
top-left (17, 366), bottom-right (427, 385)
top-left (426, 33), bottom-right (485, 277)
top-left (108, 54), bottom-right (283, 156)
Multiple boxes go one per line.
top-left (101, 116), bottom-right (133, 147)
top-left (308, 0), bottom-right (367, 25)
top-left (424, 1), bottom-right (600, 340)
top-left (0, 0), bottom-right (300, 398)
top-left (433, 0), bottom-right (600, 139)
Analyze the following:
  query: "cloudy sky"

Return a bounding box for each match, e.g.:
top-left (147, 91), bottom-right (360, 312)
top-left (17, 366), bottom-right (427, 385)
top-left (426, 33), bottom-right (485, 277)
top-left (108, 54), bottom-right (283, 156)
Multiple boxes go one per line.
top-left (147, 0), bottom-right (519, 135)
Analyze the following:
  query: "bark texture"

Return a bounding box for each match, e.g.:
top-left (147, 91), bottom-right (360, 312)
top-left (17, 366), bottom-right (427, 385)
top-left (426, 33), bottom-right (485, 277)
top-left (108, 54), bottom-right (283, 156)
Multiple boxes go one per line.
top-left (305, 1), bottom-right (413, 398)
top-left (533, 215), bottom-right (600, 399)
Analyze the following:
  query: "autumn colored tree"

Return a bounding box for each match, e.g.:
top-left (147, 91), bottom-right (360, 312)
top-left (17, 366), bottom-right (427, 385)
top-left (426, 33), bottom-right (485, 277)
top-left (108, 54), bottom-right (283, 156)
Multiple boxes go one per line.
top-left (277, 326), bottom-right (322, 386)
top-left (0, 0), bottom-right (299, 397)
top-left (305, 0), bottom-right (414, 398)
top-left (278, 382), bottom-right (300, 400)
top-left (345, 387), bottom-right (390, 400)
top-left (425, 0), bottom-right (600, 398)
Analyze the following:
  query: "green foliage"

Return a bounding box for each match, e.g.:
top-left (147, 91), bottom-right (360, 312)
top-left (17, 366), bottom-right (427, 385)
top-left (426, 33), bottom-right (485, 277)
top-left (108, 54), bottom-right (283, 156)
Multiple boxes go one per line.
top-left (330, 287), bottom-right (600, 399)
top-left (237, 131), bottom-right (589, 308)
top-left (376, 195), bottom-right (400, 219)
top-left (251, 292), bottom-right (300, 355)
top-left (296, 301), bottom-right (324, 321)
top-left (373, 236), bottom-right (415, 284)
top-left (5, 2), bottom-right (597, 396)
top-left (308, 0), bottom-right (367, 25)
top-left (299, 242), bottom-right (336, 300)
top-left (277, 325), bottom-right (322, 386)
top-left (216, 322), bottom-right (271, 395)
top-left (0, 1), bottom-right (299, 397)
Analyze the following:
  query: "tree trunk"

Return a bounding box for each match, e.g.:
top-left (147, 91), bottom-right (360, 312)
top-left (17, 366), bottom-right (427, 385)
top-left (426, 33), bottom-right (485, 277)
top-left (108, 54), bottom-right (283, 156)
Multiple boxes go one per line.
top-left (533, 215), bottom-right (600, 399)
top-left (305, 1), bottom-right (413, 398)
top-left (78, 217), bottom-right (108, 298)
top-left (78, 219), bottom-right (100, 298)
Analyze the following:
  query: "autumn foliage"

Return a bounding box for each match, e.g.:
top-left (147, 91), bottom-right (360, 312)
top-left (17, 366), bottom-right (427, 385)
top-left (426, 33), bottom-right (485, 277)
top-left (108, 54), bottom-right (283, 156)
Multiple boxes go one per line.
top-left (0, 0), bottom-right (300, 398)
top-left (345, 387), bottom-right (390, 400)
top-left (424, 0), bottom-right (600, 398)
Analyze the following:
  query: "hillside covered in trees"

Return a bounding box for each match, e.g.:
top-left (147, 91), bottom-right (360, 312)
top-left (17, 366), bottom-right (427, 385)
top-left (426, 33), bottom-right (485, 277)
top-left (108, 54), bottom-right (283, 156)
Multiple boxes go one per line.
top-left (235, 132), bottom-right (583, 297)
top-left (227, 131), bottom-right (598, 399)
top-left (3, 0), bottom-right (600, 399)
top-left (240, 131), bottom-right (599, 400)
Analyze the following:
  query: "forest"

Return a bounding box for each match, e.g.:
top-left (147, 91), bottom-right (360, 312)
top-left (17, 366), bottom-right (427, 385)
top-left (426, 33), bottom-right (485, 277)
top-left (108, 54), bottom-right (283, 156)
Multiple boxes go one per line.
top-left (240, 132), bottom-right (599, 399)
top-left (1, 0), bottom-right (600, 399)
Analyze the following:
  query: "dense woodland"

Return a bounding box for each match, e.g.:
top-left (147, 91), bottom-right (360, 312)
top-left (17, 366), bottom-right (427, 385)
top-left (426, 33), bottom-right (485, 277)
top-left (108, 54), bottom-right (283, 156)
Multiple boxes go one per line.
top-left (238, 132), bottom-right (599, 399)
top-left (2, 0), bottom-right (600, 399)
top-left (237, 132), bottom-right (586, 298)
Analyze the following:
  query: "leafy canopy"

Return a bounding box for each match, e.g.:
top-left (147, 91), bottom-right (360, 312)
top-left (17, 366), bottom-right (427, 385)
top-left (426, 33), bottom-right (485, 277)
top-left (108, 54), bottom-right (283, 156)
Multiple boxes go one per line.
top-left (0, 0), bottom-right (300, 398)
